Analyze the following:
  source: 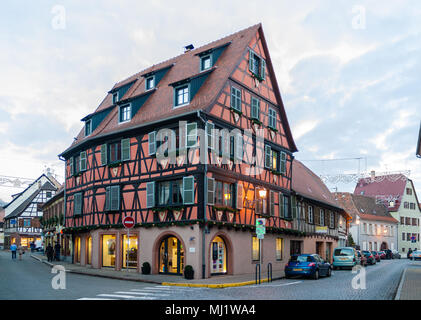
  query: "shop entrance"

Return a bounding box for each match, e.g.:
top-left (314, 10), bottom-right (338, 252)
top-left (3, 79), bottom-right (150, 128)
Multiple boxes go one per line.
top-left (210, 236), bottom-right (227, 275)
top-left (159, 236), bottom-right (184, 275)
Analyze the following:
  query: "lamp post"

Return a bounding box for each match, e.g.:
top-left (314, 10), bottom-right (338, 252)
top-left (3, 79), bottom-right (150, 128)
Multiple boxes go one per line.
top-left (356, 217), bottom-right (360, 250)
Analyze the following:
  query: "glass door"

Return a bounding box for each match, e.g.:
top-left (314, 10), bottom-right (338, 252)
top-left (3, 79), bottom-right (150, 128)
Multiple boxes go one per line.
top-left (159, 236), bottom-right (184, 275)
top-left (122, 235), bottom-right (138, 269)
top-left (86, 236), bottom-right (92, 265)
top-left (211, 236), bottom-right (227, 274)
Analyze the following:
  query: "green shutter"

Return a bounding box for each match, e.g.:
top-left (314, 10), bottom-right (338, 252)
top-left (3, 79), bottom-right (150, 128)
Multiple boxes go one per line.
top-left (251, 98), bottom-right (257, 119)
top-left (110, 186), bottom-right (120, 211)
top-left (183, 176), bottom-right (194, 205)
top-left (186, 123), bottom-right (197, 148)
top-left (235, 134), bottom-right (243, 161)
top-left (270, 191), bottom-right (275, 216)
top-left (149, 132), bottom-right (156, 155)
top-left (291, 195), bottom-right (297, 219)
top-left (101, 144), bottom-right (107, 166)
top-left (121, 138), bottom-right (131, 161)
top-left (74, 193), bottom-right (82, 216)
top-left (261, 59), bottom-right (266, 80)
top-left (265, 145), bottom-right (272, 169)
top-left (146, 182), bottom-right (155, 208)
top-left (249, 49), bottom-right (253, 72)
top-left (206, 122), bottom-right (214, 149)
top-left (69, 157), bottom-right (74, 176)
top-left (280, 152), bottom-right (287, 174)
top-left (105, 187), bottom-right (110, 211)
top-left (207, 177), bottom-right (215, 205)
top-left (80, 151), bottom-right (87, 171)
top-left (279, 193), bottom-right (284, 218)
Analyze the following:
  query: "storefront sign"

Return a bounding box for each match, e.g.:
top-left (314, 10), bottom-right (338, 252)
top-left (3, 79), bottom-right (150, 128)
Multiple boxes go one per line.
top-left (316, 226), bottom-right (328, 234)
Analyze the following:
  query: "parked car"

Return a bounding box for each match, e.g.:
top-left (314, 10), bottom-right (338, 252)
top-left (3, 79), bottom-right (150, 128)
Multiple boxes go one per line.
top-left (362, 251), bottom-right (376, 265)
top-left (392, 250), bottom-right (401, 259)
top-left (384, 249), bottom-right (393, 259)
top-left (371, 251), bottom-right (381, 262)
top-left (410, 250), bottom-right (421, 261)
top-left (285, 254), bottom-right (332, 280)
top-left (332, 247), bottom-right (358, 270)
top-left (378, 251), bottom-right (386, 259)
top-left (357, 251), bottom-right (367, 266)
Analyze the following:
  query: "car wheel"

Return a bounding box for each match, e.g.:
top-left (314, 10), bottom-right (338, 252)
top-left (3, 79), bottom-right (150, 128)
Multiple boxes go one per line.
top-left (327, 268), bottom-right (332, 277)
top-left (312, 270), bottom-right (319, 280)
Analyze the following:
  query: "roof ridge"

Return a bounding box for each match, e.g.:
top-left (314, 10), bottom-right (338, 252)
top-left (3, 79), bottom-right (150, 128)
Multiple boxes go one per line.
top-left (112, 23), bottom-right (262, 88)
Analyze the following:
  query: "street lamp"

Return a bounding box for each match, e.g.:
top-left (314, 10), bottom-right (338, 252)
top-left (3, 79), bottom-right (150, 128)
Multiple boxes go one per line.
top-left (356, 217), bottom-right (360, 250)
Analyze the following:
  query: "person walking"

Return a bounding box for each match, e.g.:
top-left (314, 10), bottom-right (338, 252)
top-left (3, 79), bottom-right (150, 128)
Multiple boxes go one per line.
top-left (18, 245), bottom-right (25, 260)
top-left (46, 243), bottom-right (54, 262)
top-left (54, 242), bottom-right (61, 261)
top-left (10, 243), bottom-right (17, 260)
top-left (408, 248), bottom-right (413, 259)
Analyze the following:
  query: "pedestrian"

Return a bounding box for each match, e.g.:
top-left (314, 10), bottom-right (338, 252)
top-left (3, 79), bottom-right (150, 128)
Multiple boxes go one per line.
top-left (18, 245), bottom-right (25, 260)
top-left (407, 248), bottom-right (413, 259)
top-left (54, 242), bottom-right (61, 261)
top-left (46, 243), bottom-right (54, 262)
top-left (10, 243), bottom-right (17, 260)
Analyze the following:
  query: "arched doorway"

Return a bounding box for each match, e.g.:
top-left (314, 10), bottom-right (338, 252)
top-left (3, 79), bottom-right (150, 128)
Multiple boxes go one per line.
top-left (210, 236), bottom-right (227, 275)
top-left (158, 236), bottom-right (184, 275)
top-left (380, 242), bottom-right (388, 250)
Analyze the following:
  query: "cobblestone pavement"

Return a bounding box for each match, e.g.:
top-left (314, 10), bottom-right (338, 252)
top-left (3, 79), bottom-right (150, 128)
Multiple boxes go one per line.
top-left (397, 261), bottom-right (421, 300)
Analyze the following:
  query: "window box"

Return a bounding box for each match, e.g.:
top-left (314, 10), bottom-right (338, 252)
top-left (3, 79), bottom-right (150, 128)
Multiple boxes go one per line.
top-left (212, 205), bottom-right (239, 214)
top-left (108, 161), bottom-right (122, 168)
top-left (268, 126), bottom-right (278, 133)
top-left (271, 169), bottom-right (282, 176)
top-left (230, 107), bottom-right (243, 116)
top-left (251, 72), bottom-right (264, 83)
top-left (251, 118), bottom-right (262, 126)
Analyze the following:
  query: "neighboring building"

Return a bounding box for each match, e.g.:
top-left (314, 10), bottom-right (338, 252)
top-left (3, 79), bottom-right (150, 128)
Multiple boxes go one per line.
top-left (58, 24), bottom-right (303, 278)
top-left (291, 160), bottom-right (351, 262)
top-left (0, 207), bottom-right (4, 249)
top-left (3, 174), bottom-right (59, 249)
top-left (41, 187), bottom-right (71, 261)
top-left (354, 172), bottom-right (421, 255)
top-left (335, 192), bottom-right (398, 252)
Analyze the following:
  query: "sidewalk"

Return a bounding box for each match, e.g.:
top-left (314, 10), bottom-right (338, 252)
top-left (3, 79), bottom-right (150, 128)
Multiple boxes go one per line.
top-left (395, 263), bottom-right (421, 300)
top-left (30, 253), bottom-right (284, 288)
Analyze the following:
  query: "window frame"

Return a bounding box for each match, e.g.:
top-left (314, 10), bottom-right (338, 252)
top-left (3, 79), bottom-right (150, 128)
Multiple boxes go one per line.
top-left (268, 108), bottom-right (277, 129)
top-left (119, 103), bottom-right (132, 123)
top-left (200, 54), bottom-right (212, 71)
top-left (230, 86), bottom-right (242, 112)
top-left (174, 83), bottom-right (190, 108)
top-left (85, 119), bottom-right (92, 136)
top-left (145, 75), bottom-right (155, 91)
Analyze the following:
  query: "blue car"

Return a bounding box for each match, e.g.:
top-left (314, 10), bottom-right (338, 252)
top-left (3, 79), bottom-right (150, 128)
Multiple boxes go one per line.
top-left (332, 247), bottom-right (358, 270)
top-left (285, 254), bottom-right (332, 280)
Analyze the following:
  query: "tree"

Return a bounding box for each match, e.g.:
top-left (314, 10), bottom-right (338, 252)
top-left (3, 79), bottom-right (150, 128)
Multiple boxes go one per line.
top-left (347, 233), bottom-right (356, 247)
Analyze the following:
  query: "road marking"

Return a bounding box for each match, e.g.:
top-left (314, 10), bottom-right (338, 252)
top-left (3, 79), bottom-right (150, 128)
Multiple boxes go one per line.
top-left (97, 293), bottom-right (153, 299)
top-left (118, 291), bottom-right (169, 297)
top-left (77, 297), bottom-right (117, 300)
top-left (243, 281), bottom-right (303, 288)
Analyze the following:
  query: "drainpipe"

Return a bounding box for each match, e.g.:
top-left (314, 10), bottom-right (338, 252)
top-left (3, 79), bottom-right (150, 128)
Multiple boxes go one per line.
top-left (197, 110), bottom-right (207, 279)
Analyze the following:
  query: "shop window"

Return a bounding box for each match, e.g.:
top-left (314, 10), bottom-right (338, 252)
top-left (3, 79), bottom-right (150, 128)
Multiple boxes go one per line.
top-left (252, 236), bottom-right (260, 261)
top-left (122, 235), bottom-right (138, 269)
top-left (211, 236), bottom-right (227, 274)
top-left (276, 238), bottom-right (283, 261)
top-left (75, 237), bottom-right (81, 263)
top-left (86, 236), bottom-right (92, 265)
top-left (102, 235), bottom-right (116, 268)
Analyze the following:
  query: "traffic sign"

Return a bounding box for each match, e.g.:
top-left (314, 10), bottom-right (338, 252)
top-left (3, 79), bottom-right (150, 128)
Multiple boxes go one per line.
top-left (256, 218), bottom-right (266, 238)
top-left (122, 216), bottom-right (135, 229)
top-left (411, 236), bottom-right (416, 243)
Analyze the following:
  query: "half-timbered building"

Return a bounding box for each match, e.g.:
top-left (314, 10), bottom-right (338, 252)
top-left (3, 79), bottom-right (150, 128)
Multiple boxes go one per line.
top-left (59, 24), bottom-right (305, 278)
top-left (3, 174), bottom-right (59, 249)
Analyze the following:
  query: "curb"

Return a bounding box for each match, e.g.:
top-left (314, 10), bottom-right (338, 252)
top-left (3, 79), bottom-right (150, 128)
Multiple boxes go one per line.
top-left (394, 267), bottom-right (407, 300)
top-left (30, 254), bottom-right (281, 288)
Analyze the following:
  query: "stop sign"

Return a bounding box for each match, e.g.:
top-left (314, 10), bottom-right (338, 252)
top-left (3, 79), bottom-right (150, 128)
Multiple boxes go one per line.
top-left (122, 216), bottom-right (135, 229)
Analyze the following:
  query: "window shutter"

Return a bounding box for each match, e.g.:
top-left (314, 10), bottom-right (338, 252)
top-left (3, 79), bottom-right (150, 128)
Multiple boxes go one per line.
top-left (261, 59), bottom-right (266, 80)
top-left (249, 49), bottom-right (253, 72)
top-left (80, 151), bottom-right (87, 171)
top-left (100, 144), bottom-right (107, 166)
top-left (121, 138), bottom-right (131, 161)
top-left (206, 122), bottom-right (215, 150)
top-left (207, 177), bottom-right (215, 205)
top-left (236, 183), bottom-right (244, 209)
top-left (279, 193), bottom-right (284, 218)
top-left (149, 131), bottom-right (156, 156)
top-left (280, 152), bottom-right (287, 174)
top-left (110, 186), bottom-right (120, 211)
top-left (146, 182), bottom-right (155, 208)
top-left (183, 176), bottom-right (195, 205)
top-left (265, 145), bottom-right (272, 169)
top-left (291, 195), bottom-right (297, 219)
top-left (105, 187), bottom-right (111, 211)
top-left (69, 157), bottom-right (74, 176)
top-left (74, 193), bottom-right (82, 216)
top-left (186, 123), bottom-right (197, 148)
top-left (270, 191), bottom-right (275, 216)
top-left (251, 98), bottom-right (258, 119)
top-left (235, 134), bottom-right (243, 162)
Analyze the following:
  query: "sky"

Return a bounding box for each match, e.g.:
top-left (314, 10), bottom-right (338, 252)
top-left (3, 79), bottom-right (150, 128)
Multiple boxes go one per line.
top-left (0, 0), bottom-right (420, 203)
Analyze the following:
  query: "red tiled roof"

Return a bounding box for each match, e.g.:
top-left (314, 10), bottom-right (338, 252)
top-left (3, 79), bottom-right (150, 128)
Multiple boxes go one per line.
top-left (61, 24), bottom-right (298, 156)
top-left (353, 174), bottom-right (407, 211)
top-left (292, 160), bottom-right (339, 208)
top-left (334, 192), bottom-right (398, 224)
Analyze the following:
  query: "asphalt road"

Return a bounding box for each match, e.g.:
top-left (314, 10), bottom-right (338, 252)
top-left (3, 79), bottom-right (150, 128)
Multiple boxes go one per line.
top-left (0, 250), bottom-right (414, 300)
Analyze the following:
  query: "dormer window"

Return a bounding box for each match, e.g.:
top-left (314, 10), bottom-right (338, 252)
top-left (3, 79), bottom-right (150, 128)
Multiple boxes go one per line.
top-left (119, 104), bottom-right (131, 123)
top-left (85, 119), bottom-right (92, 136)
top-left (112, 92), bottom-right (119, 104)
top-left (200, 55), bottom-right (212, 71)
top-left (174, 84), bottom-right (190, 108)
top-left (146, 76), bottom-right (155, 90)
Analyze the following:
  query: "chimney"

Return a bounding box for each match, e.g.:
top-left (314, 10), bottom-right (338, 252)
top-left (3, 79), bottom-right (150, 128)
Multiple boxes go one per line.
top-left (184, 44), bottom-right (194, 53)
top-left (370, 170), bottom-right (375, 182)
